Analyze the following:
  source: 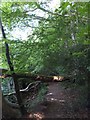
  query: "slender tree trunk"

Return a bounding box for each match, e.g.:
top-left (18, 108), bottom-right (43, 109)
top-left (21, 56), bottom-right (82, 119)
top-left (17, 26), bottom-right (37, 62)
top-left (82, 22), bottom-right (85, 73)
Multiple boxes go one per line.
top-left (87, 2), bottom-right (90, 116)
top-left (0, 18), bottom-right (27, 116)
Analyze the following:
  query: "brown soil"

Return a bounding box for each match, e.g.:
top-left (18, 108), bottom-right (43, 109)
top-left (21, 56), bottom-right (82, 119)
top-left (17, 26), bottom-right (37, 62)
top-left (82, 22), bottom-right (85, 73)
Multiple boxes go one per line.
top-left (24, 82), bottom-right (88, 119)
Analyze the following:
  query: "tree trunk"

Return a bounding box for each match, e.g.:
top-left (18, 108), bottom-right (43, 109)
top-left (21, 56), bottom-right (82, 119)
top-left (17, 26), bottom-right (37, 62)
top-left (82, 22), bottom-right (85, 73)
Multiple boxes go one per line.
top-left (0, 90), bottom-right (2, 120)
top-left (0, 18), bottom-right (27, 115)
top-left (4, 73), bottom-right (70, 82)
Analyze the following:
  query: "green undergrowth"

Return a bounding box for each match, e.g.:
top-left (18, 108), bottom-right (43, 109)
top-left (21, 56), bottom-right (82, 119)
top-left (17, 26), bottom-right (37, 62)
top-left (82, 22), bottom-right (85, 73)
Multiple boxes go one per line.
top-left (26, 83), bottom-right (48, 111)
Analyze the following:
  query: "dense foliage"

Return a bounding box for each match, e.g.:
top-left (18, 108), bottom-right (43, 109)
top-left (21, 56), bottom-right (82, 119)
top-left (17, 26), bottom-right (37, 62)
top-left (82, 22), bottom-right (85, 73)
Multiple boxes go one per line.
top-left (0, 1), bottom-right (90, 86)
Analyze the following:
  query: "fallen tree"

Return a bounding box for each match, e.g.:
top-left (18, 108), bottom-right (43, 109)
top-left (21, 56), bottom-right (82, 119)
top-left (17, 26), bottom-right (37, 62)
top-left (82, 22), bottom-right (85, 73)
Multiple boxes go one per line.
top-left (1, 72), bottom-right (70, 119)
top-left (2, 73), bottom-right (70, 82)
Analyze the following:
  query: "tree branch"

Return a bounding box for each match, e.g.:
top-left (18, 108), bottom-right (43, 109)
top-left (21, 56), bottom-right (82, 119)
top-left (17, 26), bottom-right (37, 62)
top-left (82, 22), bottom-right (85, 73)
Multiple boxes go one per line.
top-left (35, 3), bottom-right (60, 16)
top-left (4, 81), bottom-right (41, 97)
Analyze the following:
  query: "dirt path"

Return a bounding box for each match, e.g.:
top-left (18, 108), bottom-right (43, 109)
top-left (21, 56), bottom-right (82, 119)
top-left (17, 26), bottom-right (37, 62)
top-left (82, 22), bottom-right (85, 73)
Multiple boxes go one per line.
top-left (27, 82), bottom-right (88, 119)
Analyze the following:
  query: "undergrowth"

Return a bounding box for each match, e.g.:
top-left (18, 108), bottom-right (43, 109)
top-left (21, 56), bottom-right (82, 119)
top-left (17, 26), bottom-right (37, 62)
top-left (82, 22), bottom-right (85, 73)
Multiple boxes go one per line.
top-left (26, 83), bottom-right (48, 111)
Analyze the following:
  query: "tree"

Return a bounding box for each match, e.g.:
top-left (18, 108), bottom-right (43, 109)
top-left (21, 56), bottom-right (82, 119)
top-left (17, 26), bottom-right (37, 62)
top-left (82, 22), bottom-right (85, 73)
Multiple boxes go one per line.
top-left (0, 1), bottom-right (89, 118)
top-left (0, 18), bottom-right (27, 116)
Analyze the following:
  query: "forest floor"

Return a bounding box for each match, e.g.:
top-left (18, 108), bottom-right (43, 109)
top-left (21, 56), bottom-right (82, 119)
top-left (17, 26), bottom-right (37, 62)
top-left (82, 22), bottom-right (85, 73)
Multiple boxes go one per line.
top-left (24, 82), bottom-right (88, 119)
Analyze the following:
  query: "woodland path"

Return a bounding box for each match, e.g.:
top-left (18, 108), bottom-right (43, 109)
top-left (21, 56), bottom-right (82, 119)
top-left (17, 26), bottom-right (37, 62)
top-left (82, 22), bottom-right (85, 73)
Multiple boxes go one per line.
top-left (25, 82), bottom-right (88, 119)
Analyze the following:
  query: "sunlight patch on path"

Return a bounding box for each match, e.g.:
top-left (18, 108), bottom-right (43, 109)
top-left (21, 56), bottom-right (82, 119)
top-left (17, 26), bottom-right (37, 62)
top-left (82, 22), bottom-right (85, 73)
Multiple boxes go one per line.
top-left (46, 93), bottom-right (53, 95)
top-left (47, 97), bottom-right (65, 103)
top-left (29, 112), bottom-right (44, 120)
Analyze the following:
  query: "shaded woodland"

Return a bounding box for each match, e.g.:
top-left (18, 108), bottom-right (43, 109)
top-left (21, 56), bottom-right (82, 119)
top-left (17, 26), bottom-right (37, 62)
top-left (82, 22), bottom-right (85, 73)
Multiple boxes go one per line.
top-left (0, 1), bottom-right (90, 119)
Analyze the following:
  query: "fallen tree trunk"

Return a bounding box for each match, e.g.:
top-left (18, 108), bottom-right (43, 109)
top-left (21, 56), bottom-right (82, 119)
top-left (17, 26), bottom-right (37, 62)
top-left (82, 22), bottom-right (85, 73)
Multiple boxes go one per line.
top-left (1, 74), bottom-right (70, 119)
top-left (3, 73), bottom-right (70, 82)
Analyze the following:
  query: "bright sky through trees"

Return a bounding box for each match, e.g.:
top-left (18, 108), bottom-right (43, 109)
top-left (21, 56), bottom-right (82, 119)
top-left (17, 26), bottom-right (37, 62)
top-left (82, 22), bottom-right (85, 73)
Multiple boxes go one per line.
top-left (11, 0), bottom-right (60, 41)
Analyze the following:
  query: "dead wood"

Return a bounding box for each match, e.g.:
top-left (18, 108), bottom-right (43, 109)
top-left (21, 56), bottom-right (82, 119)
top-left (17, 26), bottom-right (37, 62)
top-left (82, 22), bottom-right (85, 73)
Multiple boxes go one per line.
top-left (4, 81), bottom-right (41, 97)
top-left (2, 73), bottom-right (70, 82)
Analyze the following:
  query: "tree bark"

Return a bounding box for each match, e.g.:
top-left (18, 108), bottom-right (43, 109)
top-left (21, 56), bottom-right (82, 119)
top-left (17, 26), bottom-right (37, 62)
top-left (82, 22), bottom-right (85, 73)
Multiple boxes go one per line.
top-left (0, 18), bottom-right (27, 115)
top-left (4, 73), bottom-right (70, 82)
